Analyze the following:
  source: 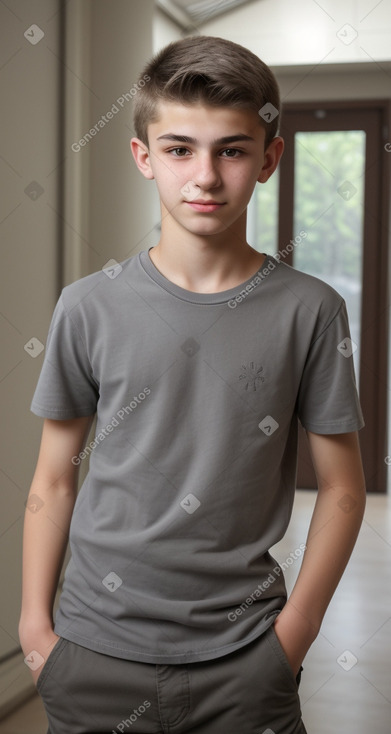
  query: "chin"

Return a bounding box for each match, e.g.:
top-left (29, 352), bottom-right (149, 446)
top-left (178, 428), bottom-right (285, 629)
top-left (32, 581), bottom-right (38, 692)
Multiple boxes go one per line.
top-left (184, 219), bottom-right (231, 233)
top-left (189, 228), bottom-right (229, 238)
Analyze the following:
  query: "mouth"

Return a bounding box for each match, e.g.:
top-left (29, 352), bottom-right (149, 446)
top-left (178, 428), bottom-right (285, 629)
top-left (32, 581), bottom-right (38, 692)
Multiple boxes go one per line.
top-left (185, 201), bottom-right (225, 212)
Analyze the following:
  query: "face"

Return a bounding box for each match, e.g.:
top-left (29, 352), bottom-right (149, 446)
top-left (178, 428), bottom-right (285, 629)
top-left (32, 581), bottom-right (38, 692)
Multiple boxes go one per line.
top-left (131, 102), bottom-right (283, 239)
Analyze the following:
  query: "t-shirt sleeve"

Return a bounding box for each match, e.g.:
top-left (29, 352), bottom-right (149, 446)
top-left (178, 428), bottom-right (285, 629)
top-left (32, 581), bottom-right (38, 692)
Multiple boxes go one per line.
top-left (297, 299), bottom-right (364, 434)
top-left (30, 293), bottom-right (99, 420)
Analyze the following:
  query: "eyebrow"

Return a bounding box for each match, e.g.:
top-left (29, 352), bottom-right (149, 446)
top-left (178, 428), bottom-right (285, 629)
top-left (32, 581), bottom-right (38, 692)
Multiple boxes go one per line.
top-left (156, 133), bottom-right (256, 145)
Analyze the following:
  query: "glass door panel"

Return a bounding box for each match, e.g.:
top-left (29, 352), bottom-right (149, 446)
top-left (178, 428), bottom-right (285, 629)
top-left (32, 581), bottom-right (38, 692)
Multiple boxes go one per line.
top-left (293, 130), bottom-right (366, 382)
top-left (293, 130), bottom-right (366, 380)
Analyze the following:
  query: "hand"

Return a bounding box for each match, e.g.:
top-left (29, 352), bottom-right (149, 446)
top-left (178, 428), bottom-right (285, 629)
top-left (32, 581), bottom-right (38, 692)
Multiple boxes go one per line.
top-left (273, 602), bottom-right (319, 677)
top-left (19, 620), bottom-right (60, 686)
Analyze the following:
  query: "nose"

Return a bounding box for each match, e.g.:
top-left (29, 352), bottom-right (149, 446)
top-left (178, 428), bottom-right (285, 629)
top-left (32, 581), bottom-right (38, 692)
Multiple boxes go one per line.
top-left (192, 152), bottom-right (221, 190)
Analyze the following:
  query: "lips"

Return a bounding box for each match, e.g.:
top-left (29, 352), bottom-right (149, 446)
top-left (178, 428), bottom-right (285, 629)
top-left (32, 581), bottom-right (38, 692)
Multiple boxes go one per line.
top-left (190, 200), bottom-right (222, 204)
top-left (186, 200), bottom-right (225, 212)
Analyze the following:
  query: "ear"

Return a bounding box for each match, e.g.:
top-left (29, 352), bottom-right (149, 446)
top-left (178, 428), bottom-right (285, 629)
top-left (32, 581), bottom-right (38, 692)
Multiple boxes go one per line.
top-left (257, 136), bottom-right (284, 184)
top-left (130, 137), bottom-right (155, 180)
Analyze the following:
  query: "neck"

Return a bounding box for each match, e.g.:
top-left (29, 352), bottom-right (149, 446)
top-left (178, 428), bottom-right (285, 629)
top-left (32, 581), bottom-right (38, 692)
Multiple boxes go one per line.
top-left (149, 208), bottom-right (265, 294)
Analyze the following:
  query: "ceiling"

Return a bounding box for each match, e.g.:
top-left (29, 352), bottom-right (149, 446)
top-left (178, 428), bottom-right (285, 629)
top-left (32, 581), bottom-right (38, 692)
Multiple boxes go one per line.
top-left (156, 0), bottom-right (259, 30)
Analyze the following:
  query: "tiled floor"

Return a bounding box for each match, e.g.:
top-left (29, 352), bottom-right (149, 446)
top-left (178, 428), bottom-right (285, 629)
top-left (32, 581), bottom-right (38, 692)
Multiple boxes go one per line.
top-left (1, 490), bottom-right (390, 733)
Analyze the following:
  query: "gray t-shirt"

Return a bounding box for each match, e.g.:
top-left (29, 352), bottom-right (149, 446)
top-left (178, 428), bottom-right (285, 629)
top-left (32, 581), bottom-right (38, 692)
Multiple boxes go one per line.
top-left (31, 250), bottom-right (364, 664)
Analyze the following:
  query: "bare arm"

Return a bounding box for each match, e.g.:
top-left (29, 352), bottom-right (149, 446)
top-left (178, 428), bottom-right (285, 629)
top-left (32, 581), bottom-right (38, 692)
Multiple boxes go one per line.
top-left (273, 431), bottom-right (366, 674)
top-left (19, 416), bottom-right (94, 682)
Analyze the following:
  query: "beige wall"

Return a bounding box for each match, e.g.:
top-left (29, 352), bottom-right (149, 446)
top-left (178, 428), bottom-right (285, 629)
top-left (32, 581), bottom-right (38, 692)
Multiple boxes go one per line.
top-left (0, 0), bottom-right (62, 715)
top-left (0, 0), bottom-right (155, 717)
top-left (86, 1), bottom-right (159, 274)
top-left (63, 0), bottom-right (159, 282)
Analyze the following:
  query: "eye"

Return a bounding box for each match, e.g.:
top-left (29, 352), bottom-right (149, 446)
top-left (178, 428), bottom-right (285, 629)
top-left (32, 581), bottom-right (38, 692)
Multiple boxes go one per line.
top-left (221, 148), bottom-right (242, 158)
top-left (169, 147), bottom-right (189, 157)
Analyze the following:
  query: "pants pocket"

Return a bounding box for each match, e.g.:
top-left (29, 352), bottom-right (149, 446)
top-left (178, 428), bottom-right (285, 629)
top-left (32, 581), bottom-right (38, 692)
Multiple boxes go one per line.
top-left (266, 625), bottom-right (302, 690)
top-left (36, 637), bottom-right (67, 694)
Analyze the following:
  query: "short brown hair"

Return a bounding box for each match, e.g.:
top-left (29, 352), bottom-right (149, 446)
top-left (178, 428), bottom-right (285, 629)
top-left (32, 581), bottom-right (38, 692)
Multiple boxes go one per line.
top-left (133, 36), bottom-right (280, 150)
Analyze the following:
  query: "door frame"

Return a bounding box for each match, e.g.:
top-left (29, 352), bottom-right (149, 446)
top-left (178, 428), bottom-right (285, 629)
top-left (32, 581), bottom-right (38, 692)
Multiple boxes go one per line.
top-left (277, 100), bottom-right (391, 492)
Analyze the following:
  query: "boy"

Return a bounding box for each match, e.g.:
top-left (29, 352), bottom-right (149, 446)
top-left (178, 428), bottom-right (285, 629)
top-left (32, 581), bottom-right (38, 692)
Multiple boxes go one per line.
top-left (19, 35), bottom-right (366, 734)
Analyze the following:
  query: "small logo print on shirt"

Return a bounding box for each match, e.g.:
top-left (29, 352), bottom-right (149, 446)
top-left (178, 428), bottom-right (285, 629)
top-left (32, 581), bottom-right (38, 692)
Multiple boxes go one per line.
top-left (337, 338), bottom-right (357, 357)
top-left (180, 494), bottom-right (201, 514)
top-left (102, 571), bottom-right (123, 592)
top-left (258, 416), bottom-right (279, 436)
top-left (239, 362), bottom-right (264, 391)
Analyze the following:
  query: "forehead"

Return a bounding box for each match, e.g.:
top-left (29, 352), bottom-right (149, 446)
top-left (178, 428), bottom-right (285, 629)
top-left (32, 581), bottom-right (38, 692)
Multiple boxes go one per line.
top-left (148, 101), bottom-right (265, 143)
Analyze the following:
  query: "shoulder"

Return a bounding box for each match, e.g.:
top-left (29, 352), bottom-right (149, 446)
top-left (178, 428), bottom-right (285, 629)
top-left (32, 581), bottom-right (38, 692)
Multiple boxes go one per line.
top-left (60, 254), bottom-right (138, 313)
top-left (273, 259), bottom-right (344, 321)
top-left (275, 260), bottom-right (342, 302)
